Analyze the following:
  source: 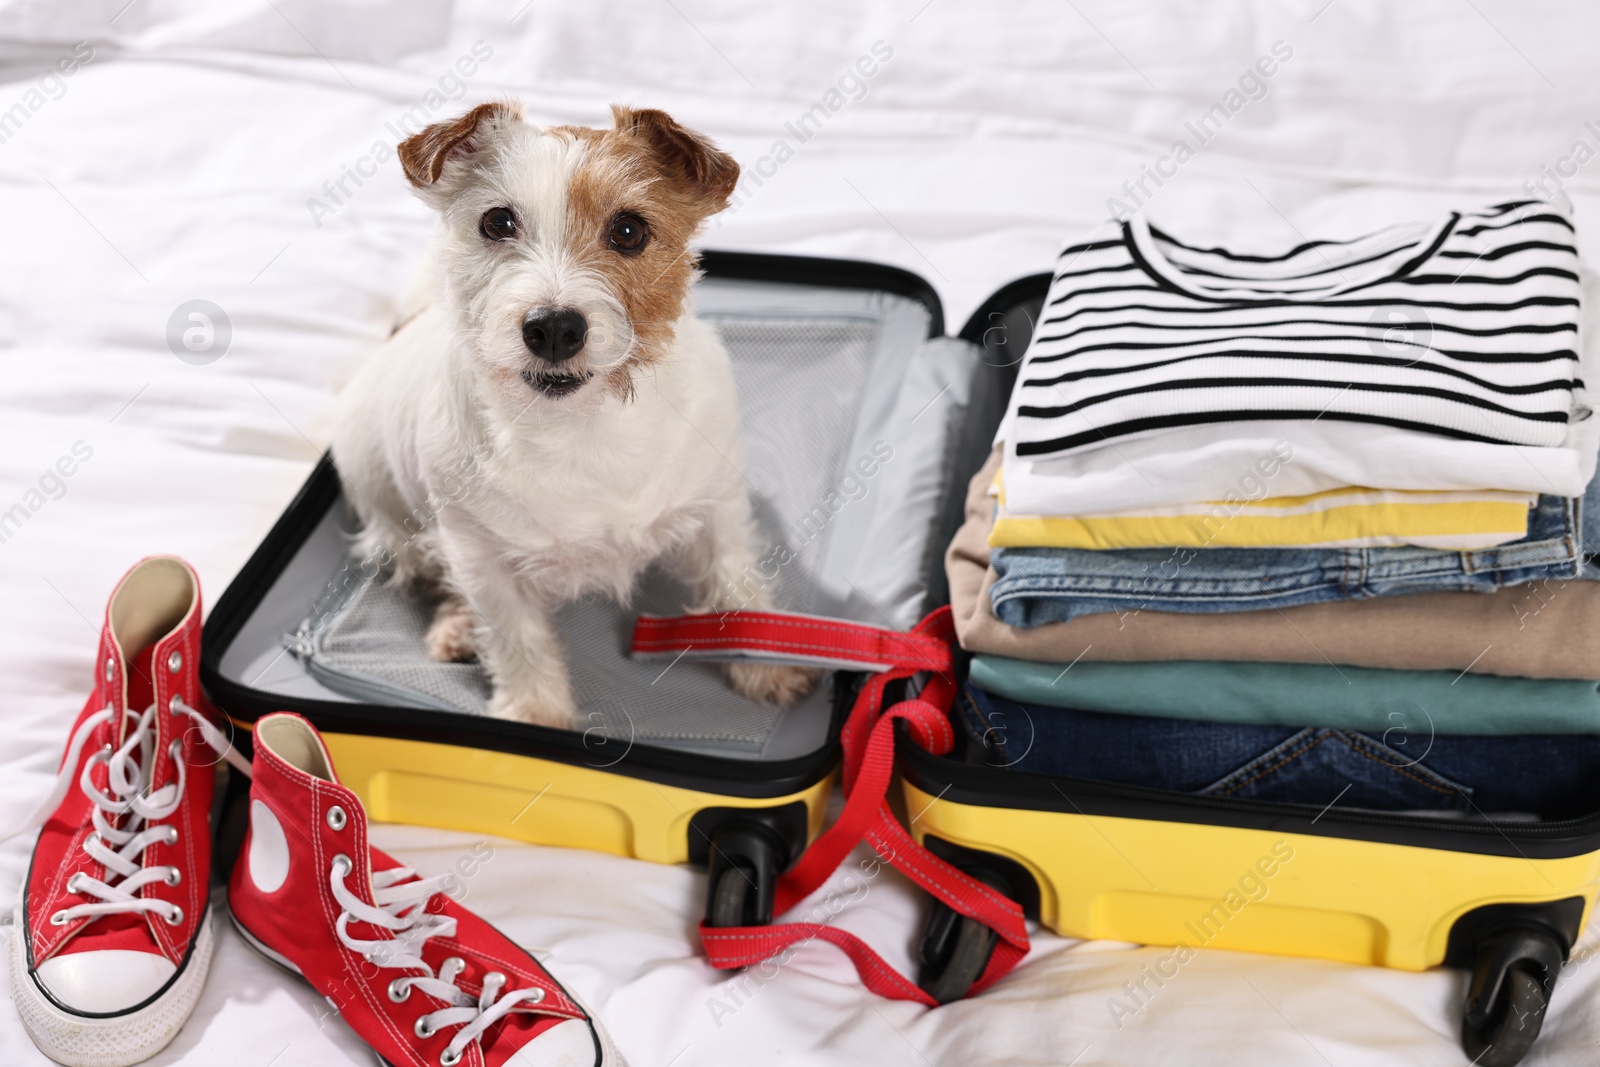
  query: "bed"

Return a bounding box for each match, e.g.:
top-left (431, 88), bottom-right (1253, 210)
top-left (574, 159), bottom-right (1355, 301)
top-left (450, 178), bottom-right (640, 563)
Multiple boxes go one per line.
top-left (2, 1), bottom-right (1599, 1063)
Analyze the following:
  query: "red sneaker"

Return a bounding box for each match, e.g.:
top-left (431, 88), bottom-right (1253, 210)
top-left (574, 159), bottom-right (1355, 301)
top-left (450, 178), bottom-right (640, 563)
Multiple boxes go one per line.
top-left (228, 713), bottom-right (623, 1066)
top-left (11, 557), bottom-right (232, 1066)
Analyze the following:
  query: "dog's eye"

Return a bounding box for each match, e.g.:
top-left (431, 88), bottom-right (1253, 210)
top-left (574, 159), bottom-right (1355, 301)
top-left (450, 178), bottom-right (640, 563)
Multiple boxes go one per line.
top-left (479, 207), bottom-right (518, 242)
top-left (609, 213), bottom-right (648, 255)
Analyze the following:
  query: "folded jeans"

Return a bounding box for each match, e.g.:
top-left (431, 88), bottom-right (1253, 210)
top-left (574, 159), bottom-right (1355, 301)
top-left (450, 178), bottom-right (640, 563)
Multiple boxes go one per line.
top-left (957, 684), bottom-right (1600, 819)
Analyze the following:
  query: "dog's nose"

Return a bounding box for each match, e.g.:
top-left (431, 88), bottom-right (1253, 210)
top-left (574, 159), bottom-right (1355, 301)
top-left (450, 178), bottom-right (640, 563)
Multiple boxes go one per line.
top-left (523, 308), bottom-right (588, 362)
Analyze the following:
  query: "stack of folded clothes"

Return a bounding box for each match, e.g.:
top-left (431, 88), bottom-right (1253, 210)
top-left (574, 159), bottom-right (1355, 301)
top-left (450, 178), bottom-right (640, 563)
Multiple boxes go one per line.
top-left (951, 199), bottom-right (1600, 818)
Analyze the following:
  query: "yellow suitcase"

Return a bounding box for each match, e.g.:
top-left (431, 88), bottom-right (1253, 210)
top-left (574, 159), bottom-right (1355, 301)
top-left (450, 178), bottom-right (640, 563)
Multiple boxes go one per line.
top-left (895, 274), bottom-right (1599, 1067)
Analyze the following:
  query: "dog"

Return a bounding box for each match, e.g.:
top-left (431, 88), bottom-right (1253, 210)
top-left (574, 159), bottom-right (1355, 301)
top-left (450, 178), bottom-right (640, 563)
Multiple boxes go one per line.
top-left (331, 101), bottom-right (815, 728)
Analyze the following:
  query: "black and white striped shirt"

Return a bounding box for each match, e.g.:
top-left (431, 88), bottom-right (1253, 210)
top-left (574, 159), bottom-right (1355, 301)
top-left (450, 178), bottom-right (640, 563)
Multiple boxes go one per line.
top-left (1007, 200), bottom-right (1582, 459)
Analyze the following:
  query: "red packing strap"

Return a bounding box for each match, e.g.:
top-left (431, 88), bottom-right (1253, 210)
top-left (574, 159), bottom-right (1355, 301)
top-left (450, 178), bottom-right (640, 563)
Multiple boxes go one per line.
top-left (630, 606), bottom-right (1029, 1005)
top-left (632, 610), bottom-right (952, 673)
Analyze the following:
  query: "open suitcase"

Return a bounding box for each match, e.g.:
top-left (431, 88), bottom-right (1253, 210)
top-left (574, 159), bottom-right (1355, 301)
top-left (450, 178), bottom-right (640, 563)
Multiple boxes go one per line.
top-left (886, 275), bottom-right (1600, 1067)
top-left (200, 250), bottom-right (1012, 926)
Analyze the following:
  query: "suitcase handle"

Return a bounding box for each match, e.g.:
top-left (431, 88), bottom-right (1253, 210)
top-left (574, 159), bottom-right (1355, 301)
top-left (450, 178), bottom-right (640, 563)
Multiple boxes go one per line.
top-left (630, 606), bottom-right (1030, 1005)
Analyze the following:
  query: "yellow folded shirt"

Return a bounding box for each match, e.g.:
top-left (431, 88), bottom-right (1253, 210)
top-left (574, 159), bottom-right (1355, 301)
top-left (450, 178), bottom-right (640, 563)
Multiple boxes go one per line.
top-left (989, 474), bottom-right (1537, 551)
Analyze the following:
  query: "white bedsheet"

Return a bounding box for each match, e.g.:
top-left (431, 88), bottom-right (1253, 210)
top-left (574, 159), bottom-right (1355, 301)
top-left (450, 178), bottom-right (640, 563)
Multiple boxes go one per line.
top-left (3, 1), bottom-right (1600, 1064)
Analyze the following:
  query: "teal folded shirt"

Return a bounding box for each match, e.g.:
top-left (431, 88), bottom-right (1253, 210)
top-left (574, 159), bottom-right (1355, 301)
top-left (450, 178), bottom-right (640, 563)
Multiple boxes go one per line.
top-left (968, 656), bottom-right (1600, 736)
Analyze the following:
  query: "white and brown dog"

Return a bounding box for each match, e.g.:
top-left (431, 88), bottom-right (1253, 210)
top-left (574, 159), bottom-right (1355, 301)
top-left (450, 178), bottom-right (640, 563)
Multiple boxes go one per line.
top-left (332, 102), bottom-right (813, 728)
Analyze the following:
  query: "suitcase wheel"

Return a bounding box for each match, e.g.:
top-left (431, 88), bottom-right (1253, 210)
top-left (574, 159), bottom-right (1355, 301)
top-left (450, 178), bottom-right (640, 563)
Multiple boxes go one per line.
top-left (918, 897), bottom-right (999, 1004)
top-left (703, 820), bottom-right (786, 928)
top-left (916, 867), bottom-right (1016, 1004)
top-left (1461, 922), bottom-right (1565, 1067)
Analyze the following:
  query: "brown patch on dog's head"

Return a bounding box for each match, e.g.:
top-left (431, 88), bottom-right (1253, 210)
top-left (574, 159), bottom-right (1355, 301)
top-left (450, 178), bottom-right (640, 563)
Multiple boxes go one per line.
top-left (398, 100), bottom-right (524, 191)
top-left (553, 107), bottom-right (740, 388)
top-left (394, 102), bottom-right (742, 409)
top-left (609, 106), bottom-right (741, 214)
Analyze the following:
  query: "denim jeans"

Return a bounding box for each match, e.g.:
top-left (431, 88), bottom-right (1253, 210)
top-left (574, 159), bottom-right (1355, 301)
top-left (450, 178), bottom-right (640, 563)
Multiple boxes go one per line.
top-left (991, 491), bottom-right (1584, 627)
top-left (958, 685), bottom-right (1600, 819)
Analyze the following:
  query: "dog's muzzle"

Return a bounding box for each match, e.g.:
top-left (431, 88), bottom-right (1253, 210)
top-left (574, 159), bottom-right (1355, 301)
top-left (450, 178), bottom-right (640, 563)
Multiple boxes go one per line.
top-left (522, 307), bottom-right (588, 362)
top-left (520, 307), bottom-right (592, 398)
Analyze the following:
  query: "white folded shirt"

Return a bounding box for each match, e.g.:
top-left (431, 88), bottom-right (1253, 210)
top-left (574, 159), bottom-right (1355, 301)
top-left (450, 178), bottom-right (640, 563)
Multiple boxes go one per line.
top-left (999, 263), bottom-right (1600, 516)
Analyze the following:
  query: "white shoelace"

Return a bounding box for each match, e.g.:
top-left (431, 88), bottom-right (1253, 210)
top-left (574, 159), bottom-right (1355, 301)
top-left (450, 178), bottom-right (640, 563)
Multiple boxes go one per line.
top-left (330, 857), bottom-right (551, 1066)
top-left (22, 696), bottom-right (249, 928)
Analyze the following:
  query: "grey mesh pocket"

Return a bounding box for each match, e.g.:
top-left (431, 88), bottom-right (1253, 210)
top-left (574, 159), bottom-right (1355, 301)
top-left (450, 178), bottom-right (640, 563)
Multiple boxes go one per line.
top-left (708, 314), bottom-right (877, 610)
top-left (289, 566), bottom-right (492, 715)
top-left (288, 557), bottom-right (828, 760)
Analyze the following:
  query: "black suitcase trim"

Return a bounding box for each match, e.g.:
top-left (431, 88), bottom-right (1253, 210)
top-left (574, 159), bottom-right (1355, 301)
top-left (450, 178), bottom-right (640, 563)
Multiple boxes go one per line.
top-left (699, 250), bottom-right (944, 338)
top-left (957, 272), bottom-right (1053, 345)
top-left (897, 732), bottom-right (1600, 861)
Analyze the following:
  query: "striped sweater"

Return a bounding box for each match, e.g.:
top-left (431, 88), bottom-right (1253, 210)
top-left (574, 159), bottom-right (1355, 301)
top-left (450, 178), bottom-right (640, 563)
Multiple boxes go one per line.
top-left (1007, 200), bottom-right (1582, 459)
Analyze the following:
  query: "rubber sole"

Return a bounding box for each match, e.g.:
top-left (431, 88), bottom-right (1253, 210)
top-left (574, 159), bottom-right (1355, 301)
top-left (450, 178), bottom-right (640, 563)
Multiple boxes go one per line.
top-left (9, 905), bottom-right (215, 1067)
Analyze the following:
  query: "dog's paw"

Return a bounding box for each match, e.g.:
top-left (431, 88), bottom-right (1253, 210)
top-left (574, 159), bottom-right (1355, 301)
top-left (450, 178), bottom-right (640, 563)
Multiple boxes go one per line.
top-left (425, 597), bottom-right (477, 662)
top-left (487, 689), bottom-right (578, 730)
top-left (726, 662), bottom-right (819, 706)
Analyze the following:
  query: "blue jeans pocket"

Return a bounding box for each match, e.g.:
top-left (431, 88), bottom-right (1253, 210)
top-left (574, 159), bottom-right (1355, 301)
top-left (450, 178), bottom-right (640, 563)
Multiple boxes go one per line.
top-left (1201, 729), bottom-right (1475, 813)
top-left (956, 685), bottom-right (1600, 816)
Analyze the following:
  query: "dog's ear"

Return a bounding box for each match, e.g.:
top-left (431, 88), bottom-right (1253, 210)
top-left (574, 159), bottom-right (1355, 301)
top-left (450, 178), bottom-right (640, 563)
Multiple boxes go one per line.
top-left (612, 106), bottom-right (740, 215)
top-left (399, 101), bottom-right (523, 190)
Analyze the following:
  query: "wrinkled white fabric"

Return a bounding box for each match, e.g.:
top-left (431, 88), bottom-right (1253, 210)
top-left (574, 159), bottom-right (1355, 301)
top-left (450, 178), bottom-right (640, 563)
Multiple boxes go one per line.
top-left (3, 3), bottom-right (1600, 1066)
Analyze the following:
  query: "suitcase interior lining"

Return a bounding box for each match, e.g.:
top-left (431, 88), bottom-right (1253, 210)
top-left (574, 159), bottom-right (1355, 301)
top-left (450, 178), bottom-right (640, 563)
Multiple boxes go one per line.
top-left (215, 275), bottom-right (993, 761)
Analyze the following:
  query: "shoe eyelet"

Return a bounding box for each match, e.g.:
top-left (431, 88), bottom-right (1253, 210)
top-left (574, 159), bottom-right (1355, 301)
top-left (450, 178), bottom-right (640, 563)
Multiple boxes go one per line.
top-left (163, 905), bottom-right (184, 926)
top-left (166, 825), bottom-right (180, 845)
top-left (66, 873), bottom-right (83, 894)
top-left (167, 650), bottom-right (183, 673)
top-left (528, 986), bottom-right (545, 1003)
top-left (104, 659), bottom-right (114, 683)
top-left (414, 1016), bottom-right (436, 1039)
top-left (49, 911), bottom-right (69, 926)
top-left (332, 854), bottom-right (353, 877)
top-left (387, 978), bottom-right (412, 1003)
top-left (168, 738), bottom-right (183, 760)
top-left (164, 867), bottom-right (181, 887)
top-left (326, 806), bottom-right (347, 831)
top-left (440, 1049), bottom-right (462, 1067)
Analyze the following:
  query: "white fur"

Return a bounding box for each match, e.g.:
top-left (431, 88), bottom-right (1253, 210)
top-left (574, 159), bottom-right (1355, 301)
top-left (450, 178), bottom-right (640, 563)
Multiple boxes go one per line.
top-left (333, 118), bottom-right (807, 727)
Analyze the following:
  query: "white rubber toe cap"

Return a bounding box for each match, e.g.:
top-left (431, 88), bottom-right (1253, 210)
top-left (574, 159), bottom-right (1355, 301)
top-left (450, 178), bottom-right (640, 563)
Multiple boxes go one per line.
top-left (35, 951), bottom-right (177, 1015)
top-left (505, 1018), bottom-right (603, 1066)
